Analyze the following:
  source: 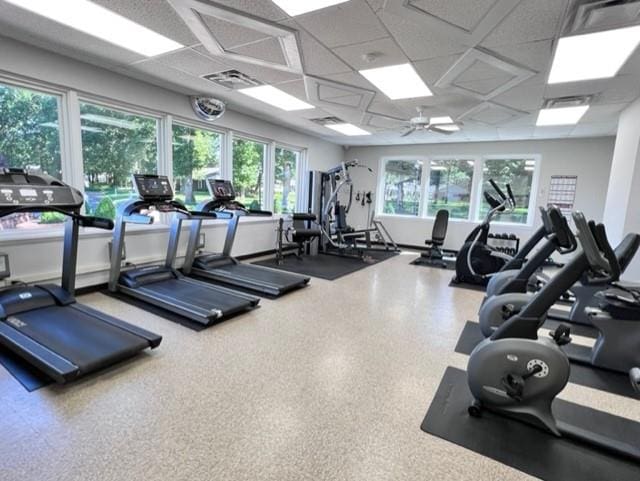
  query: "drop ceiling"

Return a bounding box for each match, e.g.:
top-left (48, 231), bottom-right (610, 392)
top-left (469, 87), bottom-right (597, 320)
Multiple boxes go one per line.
top-left (0, 0), bottom-right (637, 145)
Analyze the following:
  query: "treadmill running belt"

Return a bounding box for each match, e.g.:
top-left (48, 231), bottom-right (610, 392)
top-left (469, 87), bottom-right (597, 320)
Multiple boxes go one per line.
top-left (213, 263), bottom-right (308, 285)
top-left (141, 278), bottom-right (254, 314)
top-left (10, 305), bottom-right (150, 374)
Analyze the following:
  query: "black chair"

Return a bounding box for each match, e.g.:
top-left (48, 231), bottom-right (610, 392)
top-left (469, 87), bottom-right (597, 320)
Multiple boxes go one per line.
top-left (276, 213), bottom-right (322, 264)
top-left (420, 209), bottom-right (449, 267)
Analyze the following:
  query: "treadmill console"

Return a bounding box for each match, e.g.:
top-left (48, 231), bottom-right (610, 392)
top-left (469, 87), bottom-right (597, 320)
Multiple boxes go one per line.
top-left (0, 170), bottom-right (82, 208)
top-left (133, 174), bottom-right (174, 201)
top-left (207, 179), bottom-right (236, 201)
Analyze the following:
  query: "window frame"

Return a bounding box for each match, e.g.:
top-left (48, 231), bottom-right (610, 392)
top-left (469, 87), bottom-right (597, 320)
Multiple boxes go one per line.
top-left (376, 156), bottom-right (428, 218)
top-left (475, 154), bottom-right (542, 227)
top-left (273, 143), bottom-right (305, 215)
top-left (424, 155), bottom-right (479, 222)
top-left (230, 133), bottom-right (271, 211)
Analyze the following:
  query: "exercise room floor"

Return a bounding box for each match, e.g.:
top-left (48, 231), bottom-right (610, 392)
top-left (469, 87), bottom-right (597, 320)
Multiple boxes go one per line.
top-left (2, 252), bottom-right (639, 481)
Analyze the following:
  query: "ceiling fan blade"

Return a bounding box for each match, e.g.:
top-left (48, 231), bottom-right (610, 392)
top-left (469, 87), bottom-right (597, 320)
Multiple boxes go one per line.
top-left (401, 126), bottom-right (416, 137)
top-left (429, 125), bottom-right (456, 135)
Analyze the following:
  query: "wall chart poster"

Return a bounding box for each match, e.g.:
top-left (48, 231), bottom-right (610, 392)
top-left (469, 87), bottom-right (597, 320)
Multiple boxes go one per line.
top-left (548, 175), bottom-right (577, 216)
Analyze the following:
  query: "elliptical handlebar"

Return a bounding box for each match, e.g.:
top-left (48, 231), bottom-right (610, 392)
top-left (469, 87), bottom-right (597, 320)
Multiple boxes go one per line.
top-left (489, 179), bottom-right (507, 201)
top-left (506, 184), bottom-right (516, 207)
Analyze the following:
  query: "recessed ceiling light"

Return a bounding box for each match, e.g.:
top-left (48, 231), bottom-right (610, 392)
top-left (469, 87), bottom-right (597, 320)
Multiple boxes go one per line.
top-left (359, 64), bottom-right (433, 100)
top-left (536, 106), bottom-right (589, 126)
top-left (326, 123), bottom-right (371, 136)
top-left (271, 0), bottom-right (349, 16)
top-left (238, 85), bottom-right (314, 111)
top-left (548, 25), bottom-right (640, 83)
top-left (3, 0), bottom-right (184, 57)
top-left (430, 116), bottom-right (453, 124)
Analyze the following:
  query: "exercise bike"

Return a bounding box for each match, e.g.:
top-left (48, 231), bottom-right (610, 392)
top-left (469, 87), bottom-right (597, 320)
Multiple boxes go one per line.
top-left (467, 211), bottom-right (640, 462)
top-left (453, 180), bottom-right (522, 286)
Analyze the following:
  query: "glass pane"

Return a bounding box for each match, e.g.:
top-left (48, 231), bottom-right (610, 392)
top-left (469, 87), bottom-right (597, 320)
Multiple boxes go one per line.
top-left (172, 124), bottom-right (221, 208)
top-left (0, 82), bottom-right (64, 230)
top-left (479, 158), bottom-right (536, 224)
top-left (232, 138), bottom-right (265, 209)
top-left (382, 159), bottom-right (422, 216)
top-left (274, 147), bottom-right (299, 214)
top-left (81, 103), bottom-right (158, 220)
top-left (427, 159), bottom-right (474, 219)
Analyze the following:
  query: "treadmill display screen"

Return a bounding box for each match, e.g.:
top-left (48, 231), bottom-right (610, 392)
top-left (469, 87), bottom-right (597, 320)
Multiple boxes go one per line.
top-left (133, 174), bottom-right (173, 201)
top-left (0, 185), bottom-right (80, 207)
top-left (207, 179), bottom-right (236, 201)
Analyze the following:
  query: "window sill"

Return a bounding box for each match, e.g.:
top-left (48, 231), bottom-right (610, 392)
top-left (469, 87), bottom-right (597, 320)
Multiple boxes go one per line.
top-left (375, 213), bottom-right (534, 228)
top-left (0, 215), bottom-right (279, 245)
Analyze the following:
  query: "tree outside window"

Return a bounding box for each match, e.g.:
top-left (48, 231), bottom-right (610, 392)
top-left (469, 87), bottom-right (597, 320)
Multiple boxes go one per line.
top-left (274, 147), bottom-right (299, 214)
top-left (80, 103), bottom-right (158, 220)
top-left (232, 138), bottom-right (265, 210)
top-left (0, 83), bottom-right (64, 229)
top-left (382, 159), bottom-right (422, 216)
top-left (427, 159), bottom-right (474, 219)
top-left (479, 158), bottom-right (536, 224)
top-left (172, 124), bottom-right (221, 208)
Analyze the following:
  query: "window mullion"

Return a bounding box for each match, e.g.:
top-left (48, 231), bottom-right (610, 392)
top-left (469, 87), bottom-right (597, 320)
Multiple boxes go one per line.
top-left (224, 131), bottom-right (234, 180)
top-left (158, 114), bottom-right (172, 182)
top-left (60, 90), bottom-right (85, 193)
top-left (266, 141), bottom-right (276, 211)
top-left (470, 157), bottom-right (485, 221)
top-left (420, 157), bottom-right (430, 218)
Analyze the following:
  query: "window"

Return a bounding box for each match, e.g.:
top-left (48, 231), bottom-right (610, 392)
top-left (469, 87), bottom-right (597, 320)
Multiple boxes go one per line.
top-left (382, 159), bottom-right (422, 216)
top-left (172, 124), bottom-right (222, 208)
top-left (232, 137), bottom-right (266, 209)
top-left (427, 159), bottom-right (474, 219)
top-left (274, 146), bottom-right (300, 214)
top-left (81, 103), bottom-right (158, 220)
top-left (479, 158), bottom-right (537, 224)
top-left (0, 82), bottom-right (64, 230)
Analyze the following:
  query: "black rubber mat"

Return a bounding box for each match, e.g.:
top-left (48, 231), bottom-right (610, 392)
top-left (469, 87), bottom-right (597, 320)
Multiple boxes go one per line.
top-left (454, 321), bottom-right (638, 399)
top-left (101, 290), bottom-right (207, 332)
top-left (252, 251), bottom-right (398, 281)
top-left (410, 257), bottom-right (456, 269)
top-left (421, 367), bottom-right (640, 481)
top-left (0, 347), bottom-right (53, 392)
top-left (448, 279), bottom-right (487, 291)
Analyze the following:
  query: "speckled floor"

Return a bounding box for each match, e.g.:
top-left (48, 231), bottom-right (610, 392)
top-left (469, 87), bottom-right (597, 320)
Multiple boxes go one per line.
top-left (1, 252), bottom-right (639, 481)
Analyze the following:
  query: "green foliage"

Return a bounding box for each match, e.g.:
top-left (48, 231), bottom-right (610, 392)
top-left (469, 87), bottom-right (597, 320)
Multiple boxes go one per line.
top-left (93, 196), bottom-right (116, 221)
top-left (39, 211), bottom-right (66, 224)
top-left (383, 160), bottom-right (422, 215)
top-left (273, 147), bottom-right (297, 214)
top-left (480, 159), bottom-right (534, 223)
top-left (0, 83), bottom-right (61, 176)
top-left (232, 138), bottom-right (264, 208)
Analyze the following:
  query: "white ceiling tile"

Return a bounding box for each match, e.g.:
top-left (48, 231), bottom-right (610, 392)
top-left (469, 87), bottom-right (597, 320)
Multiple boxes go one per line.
top-left (122, 60), bottom-right (222, 94)
top-left (295, 0), bottom-right (388, 48)
top-left (491, 78), bottom-right (545, 111)
top-left (407, 0), bottom-right (498, 31)
top-left (413, 54), bottom-right (465, 85)
top-left (324, 72), bottom-right (377, 90)
top-left (533, 125), bottom-right (575, 138)
top-left (92, 0), bottom-right (199, 46)
top-left (275, 80), bottom-right (308, 99)
top-left (497, 126), bottom-right (535, 140)
top-left (482, 0), bottom-right (569, 48)
top-left (333, 37), bottom-right (409, 70)
top-left (579, 103), bottom-right (626, 123)
top-left (570, 122), bottom-right (618, 137)
top-left (198, 14), bottom-right (271, 50)
top-left (367, 98), bottom-right (412, 120)
top-left (281, 20), bottom-right (352, 76)
top-left (491, 39), bottom-right (553, 73)
top-left (365, 0), bottom-right (386, 13)
top-left (153, 48), bottom-right (229, 77)
top-left (207, 0), bottom-right (289, 21)
top-left (378, 9), bottom-right (468, 61)
top-left (544, 75), bottom-right (640, 105)
top-left (230, 37), bottom-right (287, 66)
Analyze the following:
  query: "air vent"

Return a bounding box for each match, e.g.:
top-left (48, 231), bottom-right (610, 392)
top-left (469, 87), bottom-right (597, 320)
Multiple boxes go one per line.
top-left (203, 69), bottom-right (262, 89)
top-left (564, 0), bottom-right (640, 34)
top-left (543, 95), bottom-right (594, 109)
top-left (310, 116), bottom-right (344, 126)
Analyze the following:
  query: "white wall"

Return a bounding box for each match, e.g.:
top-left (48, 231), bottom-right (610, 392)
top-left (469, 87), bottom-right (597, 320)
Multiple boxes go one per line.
top-left (345, 138), bottom-right (615, 253)
top-left (603, 97), bottom-right (640, 280)
top-left (0, 37), bottom-right (344, 287)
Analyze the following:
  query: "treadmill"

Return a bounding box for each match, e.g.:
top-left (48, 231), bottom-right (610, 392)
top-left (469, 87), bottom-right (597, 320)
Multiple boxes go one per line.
top-left (181, 179), bottom-right (310, 297)
top-left (0, 168), bottom-right (161, 384)
top-left (108, 174), bottom-right (259, 325)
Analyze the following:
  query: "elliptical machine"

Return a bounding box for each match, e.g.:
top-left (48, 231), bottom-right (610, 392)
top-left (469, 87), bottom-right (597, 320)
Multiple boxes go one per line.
top-left (454, 180), bottom-right (520, 286)
top-left (467, 212), bottom-right (640, 462)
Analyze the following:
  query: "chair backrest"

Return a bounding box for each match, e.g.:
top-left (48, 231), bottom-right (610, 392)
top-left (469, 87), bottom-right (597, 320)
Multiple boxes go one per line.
top-left (432, 209), bottom-right (449, 243)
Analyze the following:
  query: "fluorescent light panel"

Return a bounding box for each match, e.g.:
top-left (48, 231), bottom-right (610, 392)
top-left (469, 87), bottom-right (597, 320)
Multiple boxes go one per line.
top-left (271, 0), bottom-right (349, 16)
top-left (548, 26), bottom-right (640, 83)
top-left (326, 123), bottom-right (370, 136)
top-left (4, 0), bottom-right (183, 57)
top-left (239, 85), bottom-right (314, 111)
top-left (430, 116), bottom-right (453, 124)
top-left (359, 64), bottom-right (432, 100)
top-left (536, 106), bottom-right (589, 126)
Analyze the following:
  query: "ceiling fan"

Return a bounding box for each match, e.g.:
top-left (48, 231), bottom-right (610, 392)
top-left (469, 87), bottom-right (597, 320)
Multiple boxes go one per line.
top-left (400, 108), bottom-right (462, 137)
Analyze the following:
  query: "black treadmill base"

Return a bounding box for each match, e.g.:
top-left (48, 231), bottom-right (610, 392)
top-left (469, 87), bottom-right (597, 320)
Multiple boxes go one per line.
top-left (101, 290), bottom-right (208, 332)
top-left (0, 347), bottom-right (53, 391)
top-left (454, 321), bottom-right (638, 399)
top-left (422, 367), bottom-right (640, 481)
